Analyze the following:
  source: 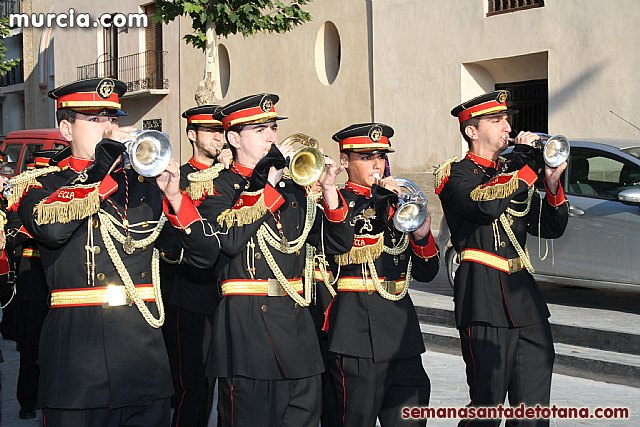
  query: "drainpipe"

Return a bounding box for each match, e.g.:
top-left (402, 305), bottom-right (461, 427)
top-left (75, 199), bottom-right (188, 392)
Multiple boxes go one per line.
top-left (366, 0), bottom-right (375, 121)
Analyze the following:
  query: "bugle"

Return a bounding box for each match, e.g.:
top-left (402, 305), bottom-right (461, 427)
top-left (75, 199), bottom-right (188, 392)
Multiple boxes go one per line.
top-left (281, 133), bottom-right (325, 186)
top-left (506, 133), bottom-right (570, 168)
top-left (125, 130), bottom-right (172, 177)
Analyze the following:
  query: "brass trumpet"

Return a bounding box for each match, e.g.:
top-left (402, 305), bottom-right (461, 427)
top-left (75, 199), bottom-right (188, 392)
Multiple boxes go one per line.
top-left (281, 133), bottom-right (325, 186)
top-left (124, 130), bottom-right (172, 177)
top-left (373, 173), bottom-right (428, 233)
top-left (506, 133), bottom-right (570, 168)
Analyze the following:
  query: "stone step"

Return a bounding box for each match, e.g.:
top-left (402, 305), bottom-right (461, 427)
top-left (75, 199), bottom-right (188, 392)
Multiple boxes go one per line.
top-left (420, 323), bottom-right (640, 388)
top-left (410, 289), bottom-right (640, 356)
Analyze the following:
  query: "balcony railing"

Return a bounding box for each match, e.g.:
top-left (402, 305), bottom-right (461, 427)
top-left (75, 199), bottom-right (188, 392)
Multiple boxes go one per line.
top-left (0, 61), bottom-right (24, 87)
top-left (77, 50), bottom-right (168, 93)
top-left (1, 0), bottom-right (21, 20)
top-left (488, 0), bottom-right (544, 16)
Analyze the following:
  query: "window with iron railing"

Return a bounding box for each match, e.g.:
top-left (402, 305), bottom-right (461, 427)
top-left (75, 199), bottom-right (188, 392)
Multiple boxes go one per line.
top-left (1, 0), bottom-right (21, 20)
top-left (77, 50), bottom-right (168, 93)
top-left (0, 61), bottom-right (24, 87)
top-left (488, 0), bottom-right (544, 17)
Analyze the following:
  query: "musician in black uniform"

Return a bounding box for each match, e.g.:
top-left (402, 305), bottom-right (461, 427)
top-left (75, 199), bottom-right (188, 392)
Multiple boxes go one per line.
top-left (327, 123), bottom-right (439, 427)
top-left (163, 105), bottom-right (232, 427)
top-left (4, 149), bottom-right (65, 420)
top-left (14, 78), bottom-right (198, 427)
top-left (436, 90), bottom-right (569, 426)
top-left (163, 93), bottom-right (353, 426)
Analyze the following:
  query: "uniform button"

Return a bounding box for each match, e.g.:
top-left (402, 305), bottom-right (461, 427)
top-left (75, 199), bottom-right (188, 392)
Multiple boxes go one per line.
top-left (255, 252), bottom-right (262, 260)
top-left (399, 254), bottom-right (405, 260)
top-left (291, 201), bottom-right (298, 208)
top-left (279, 182), bottom-right (285, 188)
top-left (93, 246), bottom-right (101, 254)
top-left (138, 175), bottom-right (145, 183)
top-left (141, 272), bottom-right (147, 279)
top-left (97, 273), bottom-right (106, 281)
top-left (185, 228), bottom-right (192, 235)
top-left (93, 219), bottom-right (100, 228)
top-left (142, 221), bottom-right (149, 228)
top-left (261, 304), bottom-right (268, 312)
top-left (500, 242), bottom-right (506, 247)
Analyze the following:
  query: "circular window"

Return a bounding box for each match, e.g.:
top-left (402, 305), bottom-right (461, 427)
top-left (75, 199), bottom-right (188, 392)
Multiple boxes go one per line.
top-left (315, 21), bottom-right (341, 86)
top-left (217, 43), bottom-right (230, 98)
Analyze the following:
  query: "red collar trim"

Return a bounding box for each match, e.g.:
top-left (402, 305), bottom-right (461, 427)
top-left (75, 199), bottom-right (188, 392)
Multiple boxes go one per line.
top-left (188, 157), bottom-right (212, 171)
top-left (231, 162), bottom-right (253, 178)
top-left (466, 152), bottom-right (499, 169)
top-left (58, 156), bottom-right (93, 172)
top-left (345, 181), bottom-right (371, 198)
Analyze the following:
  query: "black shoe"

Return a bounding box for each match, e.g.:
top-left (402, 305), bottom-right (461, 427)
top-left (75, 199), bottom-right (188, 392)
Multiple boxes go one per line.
top-left (19, 408), bottom-right (37, 419)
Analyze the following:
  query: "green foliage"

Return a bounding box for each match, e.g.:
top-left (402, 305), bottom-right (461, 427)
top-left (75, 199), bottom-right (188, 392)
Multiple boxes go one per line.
top-left (155, 0), bottom-right (314, 51)
top-left (0, 17), bottom-right (20, 76)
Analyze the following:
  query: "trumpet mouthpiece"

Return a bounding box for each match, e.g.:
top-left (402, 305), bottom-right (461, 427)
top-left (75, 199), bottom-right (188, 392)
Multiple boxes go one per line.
top-left (372, 173), bottom-right (381, 181)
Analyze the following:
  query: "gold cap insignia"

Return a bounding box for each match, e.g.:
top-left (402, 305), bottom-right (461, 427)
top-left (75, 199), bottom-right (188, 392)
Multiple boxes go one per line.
top-left (497, 91), bottom-right (508, 104)
top-left (369, 126), bottom-right (383, 142)
top-left (97, 78), bottom-right (116, 99)
top-left (260, 97), bottom-right (273, 113)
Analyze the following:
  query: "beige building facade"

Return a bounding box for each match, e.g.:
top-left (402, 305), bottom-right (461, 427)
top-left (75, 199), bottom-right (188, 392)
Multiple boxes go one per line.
top-left (6, 0), bottom-right (640, 172)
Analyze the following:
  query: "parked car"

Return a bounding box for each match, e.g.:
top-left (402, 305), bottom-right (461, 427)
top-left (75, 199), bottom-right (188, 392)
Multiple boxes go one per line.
top-left (0, 128), bottom-right (68, 178)
top-left (443, 138), bottom-right (640, 292)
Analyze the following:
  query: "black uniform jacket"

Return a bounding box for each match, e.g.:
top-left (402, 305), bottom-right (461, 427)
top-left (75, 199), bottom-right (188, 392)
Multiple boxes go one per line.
top-left (5, 209), bottom-right (47, 301)
top-left (168, 159), bottom-right (221, 315)
top-left (167, 163), bottom-right (353, 380)
top-left (436, 152), bottom-right (569, 329)
top-left (17, 156), bottom-right (175, 409)
top-left (328, 182), bottom-right (439, 362)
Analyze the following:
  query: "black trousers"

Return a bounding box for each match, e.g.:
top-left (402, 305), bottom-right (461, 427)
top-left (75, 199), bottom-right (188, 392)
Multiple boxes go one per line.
top-left (217, 375), bottom-right (321, 427)
top-left (458, 321), bottom-right (555, 427)
top-left (16, 298), bottom-right (48, 411)
top-left (330, 355), bottom-right (430, 427)
top-left (169, 307), bottom-right (214, 427)
top-left (42, 398), bottom-right (171, 427)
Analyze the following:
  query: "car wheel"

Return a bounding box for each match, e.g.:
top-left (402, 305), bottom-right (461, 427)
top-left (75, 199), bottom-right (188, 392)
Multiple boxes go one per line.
top-left (445, 247), bottom-right (459, 289)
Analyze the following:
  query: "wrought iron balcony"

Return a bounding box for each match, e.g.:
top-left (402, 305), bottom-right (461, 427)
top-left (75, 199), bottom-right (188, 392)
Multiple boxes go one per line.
top-left (1, 0), bottom-right (21, 20)
top-left (0, 61), bottom-right (24, 87)
top-left (488, 0), bottom-right (544, 16)
top-left (77, 50), bottom-right (168, 94)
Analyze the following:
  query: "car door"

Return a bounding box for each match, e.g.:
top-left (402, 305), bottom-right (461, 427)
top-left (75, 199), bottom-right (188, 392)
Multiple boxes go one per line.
top-left (551, 147), bottom-right (640, 285)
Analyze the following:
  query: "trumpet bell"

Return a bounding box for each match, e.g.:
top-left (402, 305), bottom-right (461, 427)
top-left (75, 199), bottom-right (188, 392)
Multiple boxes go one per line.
top-left (282, 133), bottom-right (325, 186)
top-left (289, 147), bottom-right (325, 187)
top-left (392, 178), bottom-right (428, 233)
top-left (127, 130), bottom-right (172, 177)
top-left (393, 202), bottom-right (427, 233)
top-left (540, 134), bottom-right (570, 168)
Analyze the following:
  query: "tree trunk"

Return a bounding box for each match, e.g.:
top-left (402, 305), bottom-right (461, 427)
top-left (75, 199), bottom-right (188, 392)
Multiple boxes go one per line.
top-left (194, 18), bottom-right (218, 106)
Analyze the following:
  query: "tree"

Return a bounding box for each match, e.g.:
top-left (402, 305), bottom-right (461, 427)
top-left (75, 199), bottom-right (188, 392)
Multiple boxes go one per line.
top-left (155, 0), bottom-right (313, 105)
top-left (0, 17), bottom-right (20, 77)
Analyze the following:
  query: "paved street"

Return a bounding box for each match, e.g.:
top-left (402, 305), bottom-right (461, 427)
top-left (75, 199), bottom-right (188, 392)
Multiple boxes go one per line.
top-left (1, 337), bottom-right (638, 426)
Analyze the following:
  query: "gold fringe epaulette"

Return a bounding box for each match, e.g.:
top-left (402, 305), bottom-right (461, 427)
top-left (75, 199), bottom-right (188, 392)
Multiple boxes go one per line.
top-left (34, 184), bottom-right (100, 224)
top-left (470, 171), bottom-right (519, 201)
top-left (335, 233), bottom-right (385, 266)
top-left (433, 156), bottom-right (457, 194)
top-left (6, 166), bottom-right (60, 209)
top-left (216, 191), bottom-right (266, 228)
top-left (185, 163), bottom-right (225, 201)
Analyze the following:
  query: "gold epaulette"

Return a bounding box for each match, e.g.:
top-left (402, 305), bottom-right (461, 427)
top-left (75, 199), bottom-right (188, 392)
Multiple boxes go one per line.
top-left (335, 233), bottom-right (385, 265)
top-left (34, 183), bottom-right (100, 224)
top-left (470, 171), bottom-right (519, 201)
top-left (185, 163), bottom-right (225, 201)
top-left (217, 190), bottom-right (266, 228)
top-left (6, 166), bottom-right (61, 209)
top-left (433, 156), bottom-right (457, 194)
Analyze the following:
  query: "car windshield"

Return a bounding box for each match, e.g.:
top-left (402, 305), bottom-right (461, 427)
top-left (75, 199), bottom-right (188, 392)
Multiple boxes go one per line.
top-left (621, 146), bottom-right (640, 159)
